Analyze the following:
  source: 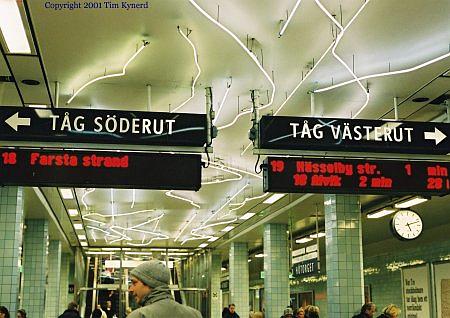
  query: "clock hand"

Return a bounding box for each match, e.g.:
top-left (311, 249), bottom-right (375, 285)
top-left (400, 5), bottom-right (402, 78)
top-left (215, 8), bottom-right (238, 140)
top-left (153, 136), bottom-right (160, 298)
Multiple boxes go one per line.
top-left (408, 221), bottom-right (420, 225)
top-left (406, 223), bottom-right (412, 231)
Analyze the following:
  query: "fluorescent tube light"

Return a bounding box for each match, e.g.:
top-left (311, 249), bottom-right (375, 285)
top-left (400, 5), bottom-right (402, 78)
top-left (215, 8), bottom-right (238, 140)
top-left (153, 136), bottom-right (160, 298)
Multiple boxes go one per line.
top-left (248, 259), bottom-right (252, 262)
top-left (125, 252), bottom-right (152, 255)
top-left (309, 232), bottom-right (326, 238)
top-left (102, 248), bottom-right (121, 251)
top-left (263, 193), bottom-right (286, 204)
top-left (74, 223), bottom-right (83, 230)
top-left (394, 197), bottom-right (428, 209)
top-left (68, 209), bottom-right (78, 216)
top-left (239, 212), bottom-right (255, 220)
top-left (207, 236), bottom-right (219, 242)
top-left (199, 243), bottom-right (208, 248)
top-left (255, 253), bottom-right (266, 258)
top-left (86, 251), bottom-right (113, 255)
top-left (221, 226), bottom-right (234, 232)
top-left (296, 237), bottom-right (313, 244)
top-left (221, 267), bottom-right (227, 271)
top-left (0, 0), bottom-right (31, 53)
top-left (59, 188), bottom-right (74, 199)
top-left (80, 242), bottom-right (88, 247)
top-left (28, 104), bottom-right (48, 108)
top-left (367, 208), bottom-right (397, 219)
top-left (78, 234), bottom-right (86, 240)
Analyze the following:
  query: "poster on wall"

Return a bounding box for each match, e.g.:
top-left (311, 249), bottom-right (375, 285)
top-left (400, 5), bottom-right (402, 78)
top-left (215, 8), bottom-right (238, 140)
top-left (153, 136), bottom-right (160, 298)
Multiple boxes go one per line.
top-left (433, 262), bottom-right (450, 318)
top-left (402, 264), bottom-right (431, 318)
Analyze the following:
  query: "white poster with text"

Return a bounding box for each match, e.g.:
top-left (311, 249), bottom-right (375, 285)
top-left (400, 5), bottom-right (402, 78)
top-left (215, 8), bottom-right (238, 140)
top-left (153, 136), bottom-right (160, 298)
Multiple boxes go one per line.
top-left (434, 262), bottom-right (450, 318)
top-left (402, 265), bottom-right (431, 318)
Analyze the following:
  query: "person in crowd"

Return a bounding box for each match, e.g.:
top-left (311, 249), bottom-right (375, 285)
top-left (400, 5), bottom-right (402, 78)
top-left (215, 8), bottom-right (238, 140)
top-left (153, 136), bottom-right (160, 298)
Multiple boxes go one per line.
top-left (58, 302), bottom-right (82, 318)
top-left (296, 307), bottom-right (305, 318)
top-left (127, 259), bottom-right (202, 318)
top-left (376, 304), bottom-right (401, 318)
top-left (222, 307), bottom-right (229, 318)
top-left (304, 305), bottom-right (320, 318)
top-left (353, 302), bottom-right (377, 318)
top-left (16, 309), bottom-right (26, 318)
top-left (0, 306), bottom-right (10, 318)
top-left (223, 304), bottom-right (239, 318)
top-left (91, 304), bottom-right (107, 318)
top-left (282, 307), bottom-right (294, 318)
top-left (104, 301), bottom-right (115, 318)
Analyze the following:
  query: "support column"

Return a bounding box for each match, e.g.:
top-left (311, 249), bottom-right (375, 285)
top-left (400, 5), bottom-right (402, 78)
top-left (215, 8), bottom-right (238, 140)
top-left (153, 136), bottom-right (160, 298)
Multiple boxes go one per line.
top-left (46, 240), bottom-right (62, 318)
top-left (0, 187), bottom-right (24, 312)
top-left (324, 194), bottom-right (364, 317)
top-left (264, 223), bottom-right (290, 318)
top-left (209, 252), bottom-right (222, 318)
top-left (60, 253), bottom-right (70, 313)
top-left (229, 242), bottom-right (249, 318)
top-left (22, 219), bottom-right (49, 318)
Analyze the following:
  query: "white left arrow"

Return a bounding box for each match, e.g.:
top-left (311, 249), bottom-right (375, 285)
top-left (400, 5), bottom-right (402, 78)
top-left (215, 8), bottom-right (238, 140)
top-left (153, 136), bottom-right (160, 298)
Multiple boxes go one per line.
top-left (5, 112), bottom-right (31, 131)
top-left (424, 127), bottom-right (447, 145)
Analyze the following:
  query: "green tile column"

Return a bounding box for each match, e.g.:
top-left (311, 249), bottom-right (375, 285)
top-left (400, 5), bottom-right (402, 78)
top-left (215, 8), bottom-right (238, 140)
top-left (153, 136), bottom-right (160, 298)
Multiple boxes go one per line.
top-left (264, 223), bottom-right (290, 318)
top-left (60, 253), bottom-right (70, 313)
top-left (209, 252), bottom-right (222, 318)
top-left (46, 240), bottom-right (62, 318)
top-left (229, 242), bottom-right (249, 318)
top-left (324, 194), bottom-right (364, 317)
top-left (22, 219), bottom-right (49, 318)
top-left (0, 186), bottom-right (24, 312)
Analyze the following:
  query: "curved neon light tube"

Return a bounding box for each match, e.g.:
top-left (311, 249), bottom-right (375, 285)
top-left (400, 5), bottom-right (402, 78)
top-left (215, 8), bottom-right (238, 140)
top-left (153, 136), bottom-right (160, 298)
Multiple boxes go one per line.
top-left (208, 160), bottom-right (263, 179)
top-left (228, 192), bottom-right (269, 212)
top-left (279, 0), bottom-right (304, 37)
top-left (194, 217), bottom-right (238, 231)
top-left (189, 0), bottom-right (275, 123)
top-left (202, 163), bottom-right (243, 185)
top-left (174, 212), bottom-right (198, 242)
top-left (315, 52), bottom-right (450, 93)
top-left (83, 209), bottom-right (156, 219)
top-left (131, 189), bottom-right (136, 209)
top-left (213, 82), bottom-right (231, 125)
top-left (171, 27), bottom-right (202, 113)
top-left (67, 42), bottom-right (148, 104)
top-left (81, 188), bottom-right (96, 211)
top-left (165, 190), bottom-right (200, 209)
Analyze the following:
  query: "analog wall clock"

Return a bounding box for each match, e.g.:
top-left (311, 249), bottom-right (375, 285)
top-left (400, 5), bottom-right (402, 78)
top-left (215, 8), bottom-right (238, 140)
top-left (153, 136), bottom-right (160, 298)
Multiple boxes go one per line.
top-left (391, 210), bottom-right (423, 240)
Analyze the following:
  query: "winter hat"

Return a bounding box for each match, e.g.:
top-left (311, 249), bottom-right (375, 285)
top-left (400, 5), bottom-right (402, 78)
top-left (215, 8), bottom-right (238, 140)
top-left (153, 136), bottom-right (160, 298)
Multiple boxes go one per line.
top-left (130, 260), bottom-right (170, 288)
top-left (284, 308), bottom-right (293, 316)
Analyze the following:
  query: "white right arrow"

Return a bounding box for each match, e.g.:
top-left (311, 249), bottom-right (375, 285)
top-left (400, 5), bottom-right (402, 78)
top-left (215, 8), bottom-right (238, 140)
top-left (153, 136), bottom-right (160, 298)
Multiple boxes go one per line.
top-left (5, 112), bottom-right (31, 131)
top-left (424, 127), bottom-right (447, 145)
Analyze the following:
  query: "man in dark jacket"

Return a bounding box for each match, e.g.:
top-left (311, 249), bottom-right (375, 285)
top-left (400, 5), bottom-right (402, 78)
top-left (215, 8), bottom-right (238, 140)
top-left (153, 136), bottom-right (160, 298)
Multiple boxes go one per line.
top-left (222, 304), bottom-right (239, 318)
top-left (58, 302), bottom-right (82, 318)
top-left (352, 303), bottom-right (376, 318)
top-left (127, 260), bottom-right (202, 318)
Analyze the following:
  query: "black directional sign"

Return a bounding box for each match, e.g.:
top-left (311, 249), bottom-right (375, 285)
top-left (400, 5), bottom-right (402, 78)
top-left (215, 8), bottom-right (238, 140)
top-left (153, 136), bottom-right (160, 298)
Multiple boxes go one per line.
top-left (0, 106), bottom-right (207, 147)
top-left (0, 148), bottom-right (201, 190)
top-left (259, 116), bottom-right (450, 154)
top-left (264, 156), bottom-right (450, 195)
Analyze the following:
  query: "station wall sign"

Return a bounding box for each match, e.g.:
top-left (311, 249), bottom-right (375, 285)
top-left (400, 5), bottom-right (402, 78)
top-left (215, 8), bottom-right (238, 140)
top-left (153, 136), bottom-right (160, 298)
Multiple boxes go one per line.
top-left (259, 116), bottom-right (450, 154)
top-left (0, 106), bottom-right (207, 147)
top-left (292, 258), bottom-right (319, 278)
top-left (263, 156), bottom-right (450, 195)
top-left (0, 148), bottom-right (201, 190)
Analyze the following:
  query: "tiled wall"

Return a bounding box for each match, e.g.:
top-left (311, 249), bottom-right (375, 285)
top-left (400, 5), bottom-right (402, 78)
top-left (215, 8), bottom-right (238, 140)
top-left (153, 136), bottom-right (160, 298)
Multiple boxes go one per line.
top-left (230, 242), bottom-right (249, 318)
top-left (60, 253), bottom-right (71, 313)
top-left (264, 223), bottom-right (290, 318)
top-left (210, 252), bottom-right (222, 318)
top-left (46, 240), bottom-right (62, 318)
top-left (22, 219), bottom-right (48, 318)
top-left (0, 186), bottom-right (24, 312)
top-left (324, 194), bottom-right (364, 318)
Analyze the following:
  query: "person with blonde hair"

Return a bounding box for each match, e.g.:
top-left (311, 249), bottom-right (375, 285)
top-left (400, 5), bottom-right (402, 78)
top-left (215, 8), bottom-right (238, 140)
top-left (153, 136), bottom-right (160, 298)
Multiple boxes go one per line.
top-left (376, 304), bottom-right (401, 318)
top-left (304, 305), bottom-right (319, 318)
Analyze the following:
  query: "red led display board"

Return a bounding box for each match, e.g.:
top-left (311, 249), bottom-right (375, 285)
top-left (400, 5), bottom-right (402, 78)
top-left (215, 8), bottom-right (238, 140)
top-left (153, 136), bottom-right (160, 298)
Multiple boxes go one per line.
top-left (263, 156), bottom-right (450, 195)
top-left (0, 148), bottom-right (201, 190)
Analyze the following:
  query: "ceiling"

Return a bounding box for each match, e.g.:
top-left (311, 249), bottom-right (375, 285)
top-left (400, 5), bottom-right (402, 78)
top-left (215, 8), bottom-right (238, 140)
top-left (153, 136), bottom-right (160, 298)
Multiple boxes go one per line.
top-left (1, 0), bottom-right (450, 255)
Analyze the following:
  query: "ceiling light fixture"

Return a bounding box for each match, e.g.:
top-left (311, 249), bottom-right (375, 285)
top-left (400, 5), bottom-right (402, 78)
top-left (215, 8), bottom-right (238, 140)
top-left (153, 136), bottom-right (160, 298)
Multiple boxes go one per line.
top-left (67, 41), bottom-right (149, 104)
top-left (174, 211), bottom-right (198, 242)
top-left (125, 252), bottom-right (153, 255)
top-left (165, 190), bottom-right (200, 209)
top-left (394, 197), bottom-right (429, 209)
top-left (78, 234), bottom-right (87, 240)
top-left (131, 189), bottom-right (136, 209)
top-left (81, 188), bottom-right (96, 211)
top-left (207, 160), bottom-right (262, 179)
top-left (263, 193), bottom-right (286, 204)
top-left (367, 208), bottom-right (397, 219)
top-left (199, 243), bottom-right (208, 248)
top-left (229, 193), bottom-right (269, 212)
top-left (171, 27), bottom-right (201, 113)
top-left (239, 212), bottom-right (256, 220)
top-left (188, 0), bottom-right (275, 128)
top-left (296, 237), bottom-right (313, 244)
top-left (68, 209), bottom-right (78, 216)
top-left (309, 232), bottom-right (326, 238)
top-left (212, 81), bottom-right (232, 125)
top-left (28, 104), bottom-right (48, 108)
top-left (255, 253), bottom-right (266, 258)
top-left (207, 236), bottom-right (219, 242)
top-left (80, 242), bottom-right (88, 247)
top-left (315, 52), bottom-right (450, 93)
top-left (59, 188), bottom-right (74, 199)
top-left (221, 225), bottom-right (235, 232)
top-left (74, 223), bottom-right (83, 230)
top-left (278, 0), bottom-right (304, 37)
top-left (0, 0), bottom-right (31, 53)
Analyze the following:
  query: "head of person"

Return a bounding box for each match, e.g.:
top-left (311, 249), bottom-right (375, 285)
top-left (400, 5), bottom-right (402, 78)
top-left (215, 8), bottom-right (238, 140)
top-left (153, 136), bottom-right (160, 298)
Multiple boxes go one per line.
top-left (228, 304), bottom-right (236, 314)
top-left (381, 304), bottom-right (400, 318)
top-left (283, 307), bottom-right (294, 318)
top-left (106, 301), bottom-right (112, 309)
top-left (92, 308), bottom-right (103, 318)
top-left (128, 260), bottom-right (170, 305)
top-left (360, 302), bottom-right (376, 317)
top-left (0, 307), bottom-right (10, 318)
top-left (305, 305), bottom-right (319, 318)
top-left (68, 302), bottom-right (79, 312)
top-left (296, 307), bottom-right (305, 318)
top-left (17, 310), bottom-right (26, 318)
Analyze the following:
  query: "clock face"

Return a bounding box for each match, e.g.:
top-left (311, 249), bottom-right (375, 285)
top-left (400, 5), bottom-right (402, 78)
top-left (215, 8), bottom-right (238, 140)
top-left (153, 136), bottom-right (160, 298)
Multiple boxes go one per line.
top-left (391, 210), bottom-right (423, 240)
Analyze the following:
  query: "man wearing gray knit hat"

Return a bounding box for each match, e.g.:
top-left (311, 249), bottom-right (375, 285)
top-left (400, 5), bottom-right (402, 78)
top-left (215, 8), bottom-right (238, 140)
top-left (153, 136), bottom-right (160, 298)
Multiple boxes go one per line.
top-left (128, 259), bottom-right (202, 318)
